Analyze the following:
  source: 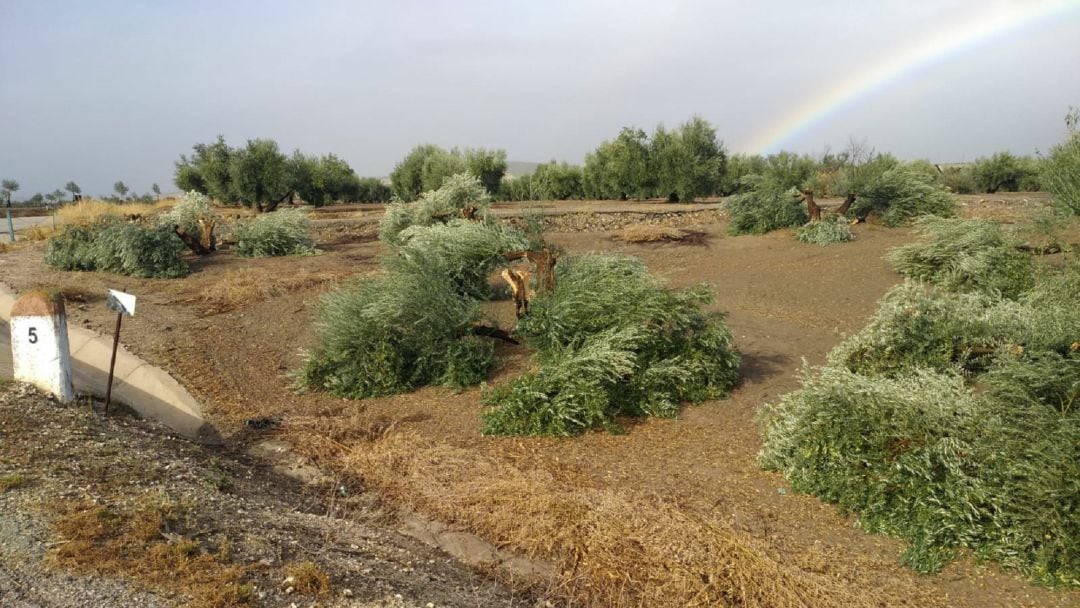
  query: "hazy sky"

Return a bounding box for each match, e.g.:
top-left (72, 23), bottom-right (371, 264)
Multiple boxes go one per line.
top-left (3, 0), bottom-right (1079, 197)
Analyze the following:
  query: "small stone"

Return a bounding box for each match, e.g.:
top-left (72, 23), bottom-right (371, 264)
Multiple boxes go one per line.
top-left (342, 588), bottom-right (354, 597)
top-left (285, 586), bottom-right (295, 594)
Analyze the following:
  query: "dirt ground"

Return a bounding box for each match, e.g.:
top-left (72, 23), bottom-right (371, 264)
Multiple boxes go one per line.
top-left (1, 192), bottom-right (1077, 607)
top-left (0, 381), bottom-right (525, 607)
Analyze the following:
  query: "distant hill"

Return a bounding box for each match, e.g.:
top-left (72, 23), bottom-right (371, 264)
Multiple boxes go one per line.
top-left (506, 161), bottom-right (541, 179)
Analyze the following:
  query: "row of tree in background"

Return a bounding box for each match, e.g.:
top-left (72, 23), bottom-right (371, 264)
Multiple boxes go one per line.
top-left (7, 114), bottom-right (1074, 210)
top-left (1, 179), bottom-right (165, 207)
top-left (505, 142), bottom-right (1052, 203)
top-left (174, 136), bottom-right (391, 211)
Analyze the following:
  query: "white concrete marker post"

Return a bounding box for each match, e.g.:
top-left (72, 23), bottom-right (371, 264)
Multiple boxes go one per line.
top-left (9, 290), bottom-right (75, 403)
top-left (104, 289), bottom-right (136, 414)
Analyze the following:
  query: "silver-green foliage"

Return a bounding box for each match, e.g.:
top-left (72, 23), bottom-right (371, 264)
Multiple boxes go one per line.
top-left (726, 179), bottom-right (808, 235)
top-left (887, 217), bottom-right (1033, 297)
top-left (379, 173), bottom-right (492, 245)
top-left (796, 217), bottom-right (854, 245)
top-left (827, 283), bottom-right (1015, 377)
top-left (157, 190), bottom-right (216, 242)
top-left (231, 208), bottom-right (316, 257)
top-left (761, 258), bottom-right (1080, 585)
top-left (759, 365), bottom-right (1079, 582)
top-left (483, 254), bottom-right (740, 436)
top-left (44, 220), bottom-right (189, 278)
top-left (1043, 109), bottom-right (1080, 215)
top-left (296, 267), bottom-right (494, 398)
top-left (386, 219), bottom-right (528, 299)
top-left (849, 166), bottom-right (957, 226)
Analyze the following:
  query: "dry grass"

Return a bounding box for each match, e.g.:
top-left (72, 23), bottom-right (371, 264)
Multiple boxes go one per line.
top-left (196, 268), bottom-right (351, 312)
top-left (612, 224), bottom-right (708, 244)
top-left (0, 472), bottom-right (29, 492)
top-left (48, 495), bottom-right (255, 608)
top-left (283, 561), bottom-right (331, 597)
top-left (288, 425), bottom-right (926, 608)
top-left (21, 223), bottom-right (58, 241)
top-left (55, 198), bottom-right (176, 226)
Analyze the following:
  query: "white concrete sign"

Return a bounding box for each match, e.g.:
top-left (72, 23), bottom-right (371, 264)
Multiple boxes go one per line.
top-left (9, 290), bottom-right (74, 403)
top-left (106, 289), bottom-right (136, 316)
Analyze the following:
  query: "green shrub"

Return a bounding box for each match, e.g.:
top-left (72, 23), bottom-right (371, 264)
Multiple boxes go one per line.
top-left (231, 208), bottom-right (316, 257)
top-left (827, 283), bottom-right (1014, 377)
top-left (830, 269), bottom-right (1076, 378)
top-left (157, 190), bottom-right (216, 242)
top-left (1043, 109), bottom-right (1080, 215)
top-left (796, 217), bottom-right (854, 245)
top-left (44, 223), bottom-right (99, 271)
top-left (936, 165), bottom-right (978, 194)
top-left (482, 327), bottom-right (643, 436)
top-left (983, 350), bottom-right (1078, 414)
top-left (297, 268), bottom-right (494, 398)
top-left (385, 219), bottom-right (528, 299)
top-left (763, 250), bottom-right (1080, 585)
top-left (531, 161), bottom-right (585, 200)
top-left (379, 173), bottom-right (492, 245)
top-left (887, 217), bottom-right (1033, 297)
top-left (483, 254), bottom-right (740, 436)
top-left (850, 167), bottom-right (957, 226)
top-left (354, 177), bottom-right (392, 203)
top-left (993, 258), bottom-right (1080, 354)
top-left (973, 152), bottom-right (1040, 193)
top-left (726, 179), bottom-right (808, 235)
top-left (45, 220), bottom-right (189, 278)
top-left (759, 365), bottom-right (1080, 583)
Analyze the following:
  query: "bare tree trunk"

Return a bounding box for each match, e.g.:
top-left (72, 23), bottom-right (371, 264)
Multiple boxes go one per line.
top-left (837, 192), bottom-right (856, 216)
top-left (197, 218), bottom-right (217, 251)
top-left (501, 269), bottom-right (533, 318)
top-left (507, 249), bottom-right (557, 295)
top-left (172, 226), bottom-right (211, 255)
top-left (802, 190), bottom-right (821, 221)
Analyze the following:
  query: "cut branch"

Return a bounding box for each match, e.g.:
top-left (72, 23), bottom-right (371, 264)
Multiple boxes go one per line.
top-left (1016, 243), bottom-right (1078, 255)
top-left (470, 325), bottom-right (519, 344)
top-left (837, 192), bottom-right (856, 216)
top-left (172, 225), bottom-right (211, 255)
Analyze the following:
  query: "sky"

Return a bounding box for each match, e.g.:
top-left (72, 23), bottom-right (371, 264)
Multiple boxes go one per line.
top-left (2, 0), bottom-right (1079, 197)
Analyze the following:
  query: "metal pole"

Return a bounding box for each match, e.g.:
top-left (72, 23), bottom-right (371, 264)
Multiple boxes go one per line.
top-left (104, 311), bottom-right (123, 414)
top-left (4, 195), bottom-right (14, 243)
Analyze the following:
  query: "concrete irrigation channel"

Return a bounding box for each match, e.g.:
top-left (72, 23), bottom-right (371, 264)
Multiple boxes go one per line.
top-left (0, 283), bottom-right (214, 441)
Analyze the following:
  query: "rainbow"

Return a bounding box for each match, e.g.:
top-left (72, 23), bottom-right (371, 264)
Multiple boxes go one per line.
top-left (745, 0), bottom-right (1080, 154)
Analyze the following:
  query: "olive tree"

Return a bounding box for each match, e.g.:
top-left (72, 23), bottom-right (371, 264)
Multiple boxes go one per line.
top-left (391, 144), bottom-right (507, 201)
top-left (649, 117), bottom-right (726, 202)
top-left (290, 151), bottom-right (362, 206)
top-left (583, 127), bottom-right (652, 200)
top-left (463, 147), bottom-right (507, 195)
top-left (229, 139), bottom-right (290, 212)
top-left (391, 144), bottom-right (461, 201)
top-left (64, 181), bottom-right (81, 201)
top-left (1, 179), bottom-right (18, 204)
top-left (174, 135), bottom-right (233, 201)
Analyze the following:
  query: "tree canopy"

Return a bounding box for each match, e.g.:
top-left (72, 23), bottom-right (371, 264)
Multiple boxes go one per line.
top-left (174, 136), bottom-right (386, 210)
top-left (390, 144), bottom-right (507, 201)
